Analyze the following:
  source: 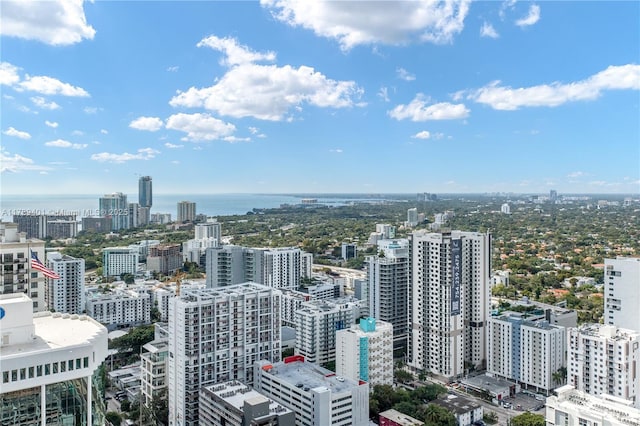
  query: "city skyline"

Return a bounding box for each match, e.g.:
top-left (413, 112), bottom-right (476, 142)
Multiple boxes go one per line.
top-left (1, 1), bottom-right (639, 195)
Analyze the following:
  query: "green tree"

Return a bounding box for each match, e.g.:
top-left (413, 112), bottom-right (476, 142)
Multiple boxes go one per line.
top-left (120, 399), bottom-right (131, 412)
top-left (423, 403), bottom-right (456, 426)
top-left (511, 412), bottom-right (545, 426)
top-left (105, 411), bottom-right (122, 426)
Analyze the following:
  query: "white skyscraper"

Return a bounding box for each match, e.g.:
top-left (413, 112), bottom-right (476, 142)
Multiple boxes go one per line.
top-left (568, 324), bottom-right (640, 408)
top-left (168, 283), bottom-right (282, 426)
top-left (407, 208), bottom-right (419, 227)
top-left (409, 230), bottom-right (491, 380)
top-left (605, 257), bottom-right (640, 332)
top-left (336, 317), bottom-right (394, 387)
top-left (0, 293), bottom-right (109, 425)
top-left (366, 239), bottom-right (410, 353)
top-left (0, 223), bottom-right (46, 312)
top-left (46, 252), bottom-right (85, 315)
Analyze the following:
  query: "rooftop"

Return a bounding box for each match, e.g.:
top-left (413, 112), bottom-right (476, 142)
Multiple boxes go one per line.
top-left (379, 409), bottom-right (422, 425)
top-left (257, 356), bottom-right (365, 394)
top-left (203, 380), bottom-right (293, 416)
top-left (434, 394), bottom-right (482, 415)
top-left (179, 282), bottom-right (278, 302)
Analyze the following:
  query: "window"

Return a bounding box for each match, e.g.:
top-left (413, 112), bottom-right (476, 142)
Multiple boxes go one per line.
top-left (37, 365), bottom-right (42, 377)
top-left (2, 372), bottom-right (8, 383)
top-left (28, 367), bottom-right (34, 378)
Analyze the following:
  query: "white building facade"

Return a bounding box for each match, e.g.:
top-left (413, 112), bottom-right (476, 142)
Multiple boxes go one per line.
top-left (336, 317), bottom-right (394, 387)
top-left (546, 385), bottom-right (640, 426)
top-left (254, 357), bottom-right (369, 426)
top-left (409, 231), bottom-right (491, 380)
top-left (86, 287), bottom-right (151, 327)
top-left (487, 313), bottom-right (566, 393)
top-left (46, 252), bottom-right (85, 315)
top-left (366, 238), bottom-right (410, 353)
top-left (102, 247), bottom-right (139, 277)
top-left (295, 299), bottom-right (361, 366)
top-left (568, 324), bottom-right (640, 408)
top-left (0, 293), bottom-right (109, 425)
top-left (605, 257), bottom-right (640, 332)
top-left (168, 283), bottom-right (282, 426)
top-left (0, 223), bottom-right (46, 312)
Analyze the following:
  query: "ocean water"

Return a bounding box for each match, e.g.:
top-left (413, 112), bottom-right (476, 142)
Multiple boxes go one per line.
top-left (0, 193), bottom-right (394, 221)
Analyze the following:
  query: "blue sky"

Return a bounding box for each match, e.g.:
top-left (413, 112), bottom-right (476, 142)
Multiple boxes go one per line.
top-left (1, 0), bottom-right (639, 195)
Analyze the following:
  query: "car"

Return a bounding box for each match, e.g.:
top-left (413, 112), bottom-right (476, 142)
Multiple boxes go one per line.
top-left (535, 394), bottom-right (546, 401)
top-left (503, 402), bottom-right (512, 408)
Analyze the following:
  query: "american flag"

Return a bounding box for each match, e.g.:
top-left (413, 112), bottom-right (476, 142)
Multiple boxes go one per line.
top-left (30, 250), bottom-right (60, 279)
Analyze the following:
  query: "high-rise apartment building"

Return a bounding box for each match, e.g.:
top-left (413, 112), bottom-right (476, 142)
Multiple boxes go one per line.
top-left (168, 283), bottom-right (282, 426)
top-left (102, 247), bottom-right (139, 277)
top-left (254, 356), bottom-right (369, 426)
top-left (366, 239), bottom-right (410, 353)
top-left (206, 245), bottom-right (312, 289)
top-left (13, 214), bottom-right (77, 239)
top-left (568, 324), bottom-right (640, 408)
top-left (0, 293), bottom-right (108, 425)
top-left (99, 192), bottom-right (129, 231)
top-left (487, 313), bottom-right (566, 392)
top-left (336, 317), bottom-right (394, 387)
top-left (139, 176), bottom-right (153, 208)
top-left (407, 208), bottom-right (419, 227)
top-left (409, 230), bottom-right (491, 380)
top-left (177, 201), bottom-right (196, 223)
top-left (604, 257), bottom-right (640, 332)
top-left (46, 252), bottom-right (85, 315)
top-left (195, 220), bottom-right (222, 241)
top-left (294, 299), bottom-right (361, 365)
top-left (0, 222), bottom-right (46, 312)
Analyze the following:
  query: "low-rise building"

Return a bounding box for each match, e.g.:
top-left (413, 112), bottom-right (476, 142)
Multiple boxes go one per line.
top-left (433, 394), bottom-right (483, 426)
top-left (379, 409), bottom-right (423, 426)
top-left (254, 356), bottom-right (369, 426)
top-left (199, 380), bottom-right (295, 426)
top-left (86, 286), bottom-right (151, 328)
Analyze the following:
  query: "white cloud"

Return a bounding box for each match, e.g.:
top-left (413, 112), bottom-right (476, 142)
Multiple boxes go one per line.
top-left (249, 127), bottom-right (259, 135)
top-left (84, 106), bottom-right (99, 114)
top-left (0, 62), bottom-right (20, 85)
top-left (389, 94), bottom-right (469, 121)
top-left (91, 148), bottom-right (160, 163)
top-left (18, 75), bottom-right (89, 97)
top-left (167, 66), bottom-right (179, 72)
top-left (44, 139), bottom-right (87, 149)
top-left (261, 0), bottom-right (471, 50)
top-left (164, 142), bottom-right (184, 149)
top-left (567, 171), bottom-right (588, 178)
top-left (516, 4), bottom-right (540, 27)
top-left (329, 148), bottom-right (343, 153)
top-left (412, 130), bottom-right (431, 139)
top-left (165, 113), bottom-right (236, 141)
top-left (468, 64), bottom-right (640, 110)
top-left (480, 22), bottom-right (499, 38)
top-left (0, 0), bottom-right (95, 46)
top-left (71, 130), bottom-right (84, 136)
top-left (223, 136), bottom-right (251, 143)
top-left (378, 87), bottom-right (390, 102)
top-left (129, 116), bottom-right (164, 132)
top-left (3, 126), bottom-right (31, 139)
top-left (171, 63), bottom-right (363, 121)
top-left (412, 131), bottom-right (446, 140)
top-left (30, 96), bottom-right (60, 110)
top-left (100, 129), bottom-right (108, 134)
top-left (0, 148), bottom-right (51, 173)
top-left (45, 120), bottom-right (59, 128)
top-left (397, 68), bottom-right (416, 81)
top-left (197, 35), bottom-right (276, 66)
